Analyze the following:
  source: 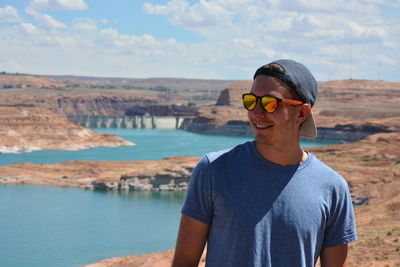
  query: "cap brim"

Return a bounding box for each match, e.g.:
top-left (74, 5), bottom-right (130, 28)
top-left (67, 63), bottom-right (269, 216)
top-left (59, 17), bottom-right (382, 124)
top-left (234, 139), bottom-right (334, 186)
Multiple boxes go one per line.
top-left (300, 111), bottom-right (317, 139)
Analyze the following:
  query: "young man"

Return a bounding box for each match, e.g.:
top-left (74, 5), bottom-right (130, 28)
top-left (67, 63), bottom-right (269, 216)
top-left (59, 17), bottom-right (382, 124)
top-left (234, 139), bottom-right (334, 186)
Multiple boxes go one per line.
top-left (172, 59), bottom-right (358, 267)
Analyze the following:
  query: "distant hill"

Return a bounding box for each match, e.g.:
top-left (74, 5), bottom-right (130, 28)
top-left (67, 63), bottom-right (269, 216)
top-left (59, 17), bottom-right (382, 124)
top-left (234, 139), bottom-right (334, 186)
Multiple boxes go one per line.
top-left (0, 73), bottom-right (65, 89)
top-left (46, 75), bottom-right (235, 92)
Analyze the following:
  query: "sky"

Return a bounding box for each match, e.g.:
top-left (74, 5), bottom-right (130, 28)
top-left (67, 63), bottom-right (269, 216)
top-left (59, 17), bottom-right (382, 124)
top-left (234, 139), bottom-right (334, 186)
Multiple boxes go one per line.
top-left (0, 0), bottom-right (399, 81)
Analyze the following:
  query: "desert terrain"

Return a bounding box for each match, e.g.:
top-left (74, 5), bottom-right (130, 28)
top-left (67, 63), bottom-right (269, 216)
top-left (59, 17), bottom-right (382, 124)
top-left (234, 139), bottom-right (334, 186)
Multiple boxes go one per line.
top-left (1, 130), bottom-right (391, 267)
top-left (0, 73), bottom-right (399, 266)
top-left (0, 106), bottom-right (133, 153)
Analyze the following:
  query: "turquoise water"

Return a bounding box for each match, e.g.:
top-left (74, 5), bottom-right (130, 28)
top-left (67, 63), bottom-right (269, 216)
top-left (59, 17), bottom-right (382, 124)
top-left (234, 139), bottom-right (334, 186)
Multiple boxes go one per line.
top-left (0, 129), bottom-right (336, 267)
top-left (0, 185), bottom-right (185, 267)
top-left (0, 129), bottom-right (332, 166)
top-left (0, 129), bottom-right (253, 166)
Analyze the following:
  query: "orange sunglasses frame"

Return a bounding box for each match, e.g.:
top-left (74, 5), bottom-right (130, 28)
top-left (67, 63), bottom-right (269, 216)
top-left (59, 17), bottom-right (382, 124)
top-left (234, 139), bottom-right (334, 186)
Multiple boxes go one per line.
top-left (242, 93), bottom-right (304, 112)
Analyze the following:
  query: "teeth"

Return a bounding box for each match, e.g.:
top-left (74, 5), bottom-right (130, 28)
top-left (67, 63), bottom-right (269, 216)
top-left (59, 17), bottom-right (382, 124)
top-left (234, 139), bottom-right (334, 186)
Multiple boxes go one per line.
top-left (255, 123), bottom-right (272, 129)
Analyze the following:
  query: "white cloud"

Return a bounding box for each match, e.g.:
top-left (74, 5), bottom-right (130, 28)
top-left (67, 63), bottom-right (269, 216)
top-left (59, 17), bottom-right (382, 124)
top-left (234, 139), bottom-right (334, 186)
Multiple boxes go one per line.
top-left (18, 22), bottom-right (39, 35)
top-left (35, 13), bottom-right (66, 28)
top-left (38, 35), bottom-right (77, 47)
top-left (27, 0), bottom-right (88, 11)
top-left (143, 0), bottom-right (188, 15)
top-left (4, 22), bottom-right (77, 47)
top-left (100, 19), bottom-right (108, 25)
top-left (317, 46), bottom-right (343, 56)
top-left (233, 38), bottom-right (255, 49)
top-left (166, 38), bottom-right (186, 51)
top-left (0, 0), bottom-right (398, 81)
top-left (383, 41), bottom-right (397, 49)
top-left (139, 0), bottom-right (399, 80)
top-left (280, 0), bottom-right (379, 13)
top-left (259, 48), bottom-right (276, 58)
top-left (143, 0), bottom-right (233, 28)
top-left (97, 28), bottom-right (167, 56)
top-left (72, 18), bottom-right (97, 31)
top-left (99, 28), bottom-right (119, 40)
top-left (347, 21), bottom-right (386, 39)
top-left (0, 5), bottom-right (21, 23)
top-left (359, 0), bottom-right (400, 7)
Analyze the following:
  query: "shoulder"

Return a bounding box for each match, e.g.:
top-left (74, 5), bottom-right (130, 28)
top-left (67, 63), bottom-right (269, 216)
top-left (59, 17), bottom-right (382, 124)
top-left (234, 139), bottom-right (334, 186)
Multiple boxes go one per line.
top-left (305, 153), bottom-right (350, 190)
top-left (204, 141), bottom-right (252, 165)
top-left (192, 142), bottom-right (252, 175)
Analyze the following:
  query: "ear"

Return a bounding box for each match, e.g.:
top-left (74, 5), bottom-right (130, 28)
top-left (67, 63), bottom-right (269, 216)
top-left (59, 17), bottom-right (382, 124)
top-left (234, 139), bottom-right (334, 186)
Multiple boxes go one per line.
top-left (296, 104), bottom-right (311, 124)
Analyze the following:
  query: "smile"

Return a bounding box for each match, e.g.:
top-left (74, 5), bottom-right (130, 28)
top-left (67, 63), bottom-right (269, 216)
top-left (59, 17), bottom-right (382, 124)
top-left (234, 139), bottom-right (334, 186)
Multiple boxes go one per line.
top-left (253, 122), bottom-right (273, 129)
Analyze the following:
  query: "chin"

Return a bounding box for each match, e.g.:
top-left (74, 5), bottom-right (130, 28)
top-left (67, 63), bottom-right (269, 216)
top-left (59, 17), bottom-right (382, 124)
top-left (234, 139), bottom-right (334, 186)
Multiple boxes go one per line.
top-left (254, 133), bottom-right (274, 145)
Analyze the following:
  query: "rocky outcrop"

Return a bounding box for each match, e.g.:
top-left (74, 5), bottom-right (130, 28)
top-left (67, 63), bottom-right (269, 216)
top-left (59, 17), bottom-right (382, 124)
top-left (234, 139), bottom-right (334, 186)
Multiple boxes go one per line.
top-left (57, 96), bottom-right (154, 116)
top-left (91, 163), bottom-right (194, 191)
top-left (315, 121), bottom-right (398, 142)
top-left (0, 156), bottom-right (199, 190)
top-left (58, 96), bottom-right (195, 117)
top-left (215, 80), bottom-right (249, 107)
top-left (0, 106), bottom-right (133, 153)
top-left (181, 119), bottom-right (252, 136)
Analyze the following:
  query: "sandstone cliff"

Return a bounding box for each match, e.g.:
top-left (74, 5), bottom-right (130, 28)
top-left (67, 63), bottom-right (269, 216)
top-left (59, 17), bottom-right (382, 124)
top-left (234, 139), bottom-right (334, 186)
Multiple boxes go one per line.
top-left (0, 85), bottom-right (198, 118)
top-left (0, 106), bottom-right (133, 153)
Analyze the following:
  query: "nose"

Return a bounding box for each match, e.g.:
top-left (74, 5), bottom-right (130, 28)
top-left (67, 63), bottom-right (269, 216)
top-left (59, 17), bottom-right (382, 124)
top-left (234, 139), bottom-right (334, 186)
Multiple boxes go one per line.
top-left (251, 99), bottom-right (265, 115)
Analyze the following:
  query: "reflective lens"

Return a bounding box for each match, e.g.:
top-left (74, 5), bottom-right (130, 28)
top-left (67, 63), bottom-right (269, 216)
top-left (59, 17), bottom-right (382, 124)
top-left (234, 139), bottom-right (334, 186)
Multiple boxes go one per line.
top-left (242, 94), bottom-right (278, 112)
top-left (261, 96), bottom-right (278, 112)
top-left (243, 94), bottom-right (257, 111)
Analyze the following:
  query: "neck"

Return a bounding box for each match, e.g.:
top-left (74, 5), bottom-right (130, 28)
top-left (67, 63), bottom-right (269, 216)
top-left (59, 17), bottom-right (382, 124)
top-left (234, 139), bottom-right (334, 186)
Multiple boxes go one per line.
top-left (255, 140), bottom-right (307, 166)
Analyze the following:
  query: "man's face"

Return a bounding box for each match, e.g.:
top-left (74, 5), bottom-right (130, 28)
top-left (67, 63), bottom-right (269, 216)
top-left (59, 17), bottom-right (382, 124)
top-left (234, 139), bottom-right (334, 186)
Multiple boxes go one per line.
top-left (247, 75), bottom-right (303, 146)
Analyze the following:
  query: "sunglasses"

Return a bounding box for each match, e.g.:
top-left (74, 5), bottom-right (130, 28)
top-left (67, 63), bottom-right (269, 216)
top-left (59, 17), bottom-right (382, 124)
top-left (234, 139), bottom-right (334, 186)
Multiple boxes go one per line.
top-left (242, 93), bottom-right (304, 113)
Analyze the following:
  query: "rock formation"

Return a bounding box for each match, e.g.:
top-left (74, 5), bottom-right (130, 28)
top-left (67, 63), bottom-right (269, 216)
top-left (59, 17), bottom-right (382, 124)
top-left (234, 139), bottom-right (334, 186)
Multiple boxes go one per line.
top-left (0, 106), bottom-right (133, 153)
top-left (0, 156), bottom-right (199, 190)
top-left (57, 96), bottom-right (195, 117)
top-left (215, 80), bottom-right (250, 107)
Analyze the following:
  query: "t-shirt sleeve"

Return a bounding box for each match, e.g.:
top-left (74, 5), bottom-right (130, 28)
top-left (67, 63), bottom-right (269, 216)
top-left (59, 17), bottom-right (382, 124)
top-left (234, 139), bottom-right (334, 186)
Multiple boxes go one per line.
top-left (323, 178), bottom-right (358, 247)
top-left (181, 156), bottom-right (214, 224)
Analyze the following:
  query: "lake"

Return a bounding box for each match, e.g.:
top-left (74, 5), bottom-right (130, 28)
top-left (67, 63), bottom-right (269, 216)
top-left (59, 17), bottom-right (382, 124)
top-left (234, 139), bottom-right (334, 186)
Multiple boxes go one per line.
top-left (0, 129), bottom-right (336, 267)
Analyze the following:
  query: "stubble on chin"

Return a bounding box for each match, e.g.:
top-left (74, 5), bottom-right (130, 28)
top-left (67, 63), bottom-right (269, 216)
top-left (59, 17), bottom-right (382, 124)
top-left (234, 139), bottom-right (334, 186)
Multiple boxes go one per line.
top-left (254, 133), bottom-right (274, 147)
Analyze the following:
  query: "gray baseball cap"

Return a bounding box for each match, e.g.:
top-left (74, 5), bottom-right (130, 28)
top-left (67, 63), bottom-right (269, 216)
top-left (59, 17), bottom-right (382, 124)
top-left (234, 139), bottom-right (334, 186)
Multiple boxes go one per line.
top-left (253, 59), bottom-right (318, 139)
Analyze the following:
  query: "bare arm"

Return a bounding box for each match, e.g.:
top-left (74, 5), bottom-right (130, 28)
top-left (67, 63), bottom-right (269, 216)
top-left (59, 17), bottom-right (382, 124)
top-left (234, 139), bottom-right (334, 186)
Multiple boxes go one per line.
top-left (172, 214), bottom-right (210, 267)
top-left (320, 244), bottom-right (349, 267)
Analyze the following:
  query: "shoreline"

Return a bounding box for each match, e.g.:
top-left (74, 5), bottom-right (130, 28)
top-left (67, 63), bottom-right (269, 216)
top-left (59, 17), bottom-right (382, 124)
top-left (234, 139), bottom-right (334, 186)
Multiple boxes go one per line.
top-left (180, 121), bottom-right (392, 143)
top-left (0, 157), bottom-right (199, 191)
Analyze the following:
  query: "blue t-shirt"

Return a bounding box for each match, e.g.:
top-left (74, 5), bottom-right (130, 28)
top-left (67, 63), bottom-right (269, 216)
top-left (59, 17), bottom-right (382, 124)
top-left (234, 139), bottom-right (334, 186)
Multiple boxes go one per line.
top-left (182, 141), bottom-right (357, 267)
